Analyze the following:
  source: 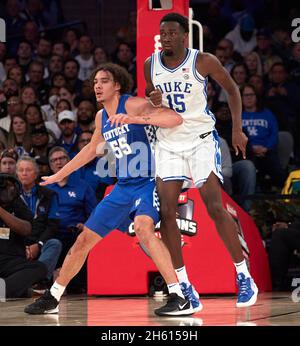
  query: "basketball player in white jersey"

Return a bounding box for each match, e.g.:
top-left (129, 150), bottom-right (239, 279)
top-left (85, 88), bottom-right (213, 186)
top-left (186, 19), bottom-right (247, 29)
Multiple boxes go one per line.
top-left (144, 12), bottom-right (258, 309)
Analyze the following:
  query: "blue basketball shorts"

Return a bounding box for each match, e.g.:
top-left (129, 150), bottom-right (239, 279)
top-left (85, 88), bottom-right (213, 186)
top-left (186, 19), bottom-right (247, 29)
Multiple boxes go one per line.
top-left (85, 178), bottom-right (160, 237)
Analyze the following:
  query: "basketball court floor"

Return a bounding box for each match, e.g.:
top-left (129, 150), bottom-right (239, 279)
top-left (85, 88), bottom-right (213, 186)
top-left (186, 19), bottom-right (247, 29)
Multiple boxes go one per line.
top-left (1, 292), bottom-right (299, 326)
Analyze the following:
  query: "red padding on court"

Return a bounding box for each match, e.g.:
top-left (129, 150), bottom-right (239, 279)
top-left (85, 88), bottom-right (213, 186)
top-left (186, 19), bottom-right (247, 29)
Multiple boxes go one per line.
top-left (87, 188), bottom-right (271, 295)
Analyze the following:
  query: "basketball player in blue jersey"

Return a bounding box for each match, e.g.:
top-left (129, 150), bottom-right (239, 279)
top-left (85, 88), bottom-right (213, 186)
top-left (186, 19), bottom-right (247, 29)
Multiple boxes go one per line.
top-left (144, 13), bottom-right (258, 309)
top-left (24, 63), bottom-right (195, 317)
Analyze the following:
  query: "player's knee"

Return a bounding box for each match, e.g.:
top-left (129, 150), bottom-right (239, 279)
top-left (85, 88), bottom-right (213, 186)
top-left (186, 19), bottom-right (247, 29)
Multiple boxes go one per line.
top-left (74, 229), bottom-right (100, 252)
top-left (206, 202), bottom-right (225, 221)
top-left (134, 218), bottom-right (154, 246)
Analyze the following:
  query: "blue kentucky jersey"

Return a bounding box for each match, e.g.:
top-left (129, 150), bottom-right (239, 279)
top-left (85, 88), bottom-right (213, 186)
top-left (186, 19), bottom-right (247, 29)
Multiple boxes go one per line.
top-left (101, 94), bottom-right (156, 183)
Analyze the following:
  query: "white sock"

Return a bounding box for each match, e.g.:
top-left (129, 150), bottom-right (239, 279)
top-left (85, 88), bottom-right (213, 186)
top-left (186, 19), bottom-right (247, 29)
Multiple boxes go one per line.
top-left (50, 282), bottom-right (65, 302)
top-left (234, 259), bottom-right (251, 278)
top-left (175, 266), bottom-right (191, 286)
top-left (167, 283), bottom-right (184, 299)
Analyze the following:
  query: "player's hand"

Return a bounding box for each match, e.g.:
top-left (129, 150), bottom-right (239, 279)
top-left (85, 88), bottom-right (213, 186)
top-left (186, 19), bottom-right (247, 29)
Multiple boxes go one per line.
top-left (232, 129), bottom-right (248, 159)
top-left (40, 173), bottom-right (63, 186)
top-left (149, 88), bottom-right (162, 107)
top-left (109, 113), bottom-right (131, 127)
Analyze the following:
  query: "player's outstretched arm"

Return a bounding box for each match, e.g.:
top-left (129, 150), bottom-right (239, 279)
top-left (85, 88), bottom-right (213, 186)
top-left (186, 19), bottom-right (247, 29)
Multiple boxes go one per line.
top-left (40, 111), bottom-right (105, 186)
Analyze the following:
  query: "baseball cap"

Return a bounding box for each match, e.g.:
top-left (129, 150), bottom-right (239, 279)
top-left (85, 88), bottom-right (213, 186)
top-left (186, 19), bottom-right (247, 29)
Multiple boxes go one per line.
top-left (58, 110), bottom-right (76, 124)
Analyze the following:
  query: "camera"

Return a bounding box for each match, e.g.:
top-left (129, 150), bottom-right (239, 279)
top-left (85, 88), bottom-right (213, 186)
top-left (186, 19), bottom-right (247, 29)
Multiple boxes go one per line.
top-left (0, 173), bottom-right (21, 208)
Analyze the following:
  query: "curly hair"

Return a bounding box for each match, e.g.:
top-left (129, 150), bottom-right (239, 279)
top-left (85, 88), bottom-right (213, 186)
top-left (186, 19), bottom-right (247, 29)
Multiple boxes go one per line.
top-left (90, 63), bottom-right (133, 94)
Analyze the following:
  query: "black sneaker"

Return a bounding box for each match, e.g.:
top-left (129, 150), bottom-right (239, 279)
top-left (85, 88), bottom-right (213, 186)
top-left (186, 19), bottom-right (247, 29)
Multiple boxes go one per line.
top-left (24, 289), bottom-right (59, 314)
top-left (154, 293), bottom-right (194, 316)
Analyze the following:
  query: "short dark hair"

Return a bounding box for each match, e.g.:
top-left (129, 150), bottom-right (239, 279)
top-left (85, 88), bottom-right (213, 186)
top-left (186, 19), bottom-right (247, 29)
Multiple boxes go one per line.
top-left (160, 12), bottom-right (189, 33)
top-left (90, 63), bottom-right (133, 94)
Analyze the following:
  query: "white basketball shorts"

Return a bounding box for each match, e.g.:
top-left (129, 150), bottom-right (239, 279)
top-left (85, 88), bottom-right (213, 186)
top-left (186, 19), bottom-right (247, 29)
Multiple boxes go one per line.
top-left (155, 130), bottom-right (223, 188)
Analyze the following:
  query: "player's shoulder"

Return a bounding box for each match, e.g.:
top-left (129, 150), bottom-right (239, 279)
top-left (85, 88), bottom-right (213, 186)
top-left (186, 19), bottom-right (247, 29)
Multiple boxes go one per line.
top-left (196, 51), bottom-right (222, 75)
top-left (196, 51), bottom-right (218, 64)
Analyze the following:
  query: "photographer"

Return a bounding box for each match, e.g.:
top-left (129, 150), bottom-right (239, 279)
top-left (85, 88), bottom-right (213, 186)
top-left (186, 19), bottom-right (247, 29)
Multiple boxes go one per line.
top-left (0, 173), bottom-right (47, 298)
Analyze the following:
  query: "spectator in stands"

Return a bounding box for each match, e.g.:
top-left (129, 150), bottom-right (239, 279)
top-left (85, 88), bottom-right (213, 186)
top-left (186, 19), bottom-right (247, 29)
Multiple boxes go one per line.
top-left (0, 149), bottom-right (18, 175)
top-left (7, 114), bottom-right (32, 156)
top-left (2, 78), bottom-right (19, 100)
top-left (266, 62), bottom-right (300, 156)
top-left (58, 85), bottom-right (77, 113)
top-left (93, 46), bottom-right (110, 68)
top-left (23, 21), bottom-right (40, 51)
top-left (56, 110), bottom-right (78, 156)
top-left (25, 60), bottom-right (50, 105)
top-left (20, 86), bottom-right (39, 110)
top-left (244, 51), bottom-right (263, 77)
top-left (225, 14), bottom-right (257, 56)
top-left (16, 40), bottom-right (33, 76)
top-left (7, 65), bottom-right (25, 89)
top-left (52, 41), bottom-right (70, 61)
top-left (35, 36), bottom-right (53, 69)
top-left (249, 74), bottom-right (265, 97)
top-left (216, 38), bottom-right (236, 72)
top-left (2, 57), bottom-right (18, 79)
top-left (17, 156), bottom-right (61, 291)
top-left (269, 221), bottom-right (300, 291)
top-left (272, 26), bottom-right (293, 63)
top-left (0, 172), bottom-right (47, 298)
top-left (0, 78), bottom-right (19, 120)
top-left (0, 95), bottom-right (23, 133)
top-left (255, 28), bottom-right (282, 75)
top-left (113, 42), bottom-right (136, 94)
top-left (24, 103), bottom-right (60, 140)
top-left (76, 100), bottom-right (95, 134)
top-left (54, 98), bottom-right (72, 121)
top-left (35, 155), bottom-right (51, 180)
top-left (75, 35), bottom-right (94, 81)
top-left (63, 28), bottom-right (80, 58)
top-left (29, 125), bottom-right (53, 159)
top-left (241, 84), bottom-right (286, 189)
top-left (63, 58), bottom-right (83, 96)
top-left (47, 146), bottom-right (97, 293)
top-left (46, 54), bottom-right (63, 84)
top-left (51, 72), bottom-right (67, 89)
top-left (77, 131), bottom-right (116, 201)
top-left (230, 62), bottom-right (249, 88)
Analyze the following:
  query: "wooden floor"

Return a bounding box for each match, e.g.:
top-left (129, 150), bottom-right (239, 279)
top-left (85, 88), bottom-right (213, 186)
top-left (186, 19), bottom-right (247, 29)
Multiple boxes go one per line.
top-left (0, 292), bottom-right (300, 326)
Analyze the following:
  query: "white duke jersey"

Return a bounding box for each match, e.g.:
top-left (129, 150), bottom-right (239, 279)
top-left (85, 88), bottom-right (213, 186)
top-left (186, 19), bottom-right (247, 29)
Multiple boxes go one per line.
top-left (151, 48), bottom-right (216, 151)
